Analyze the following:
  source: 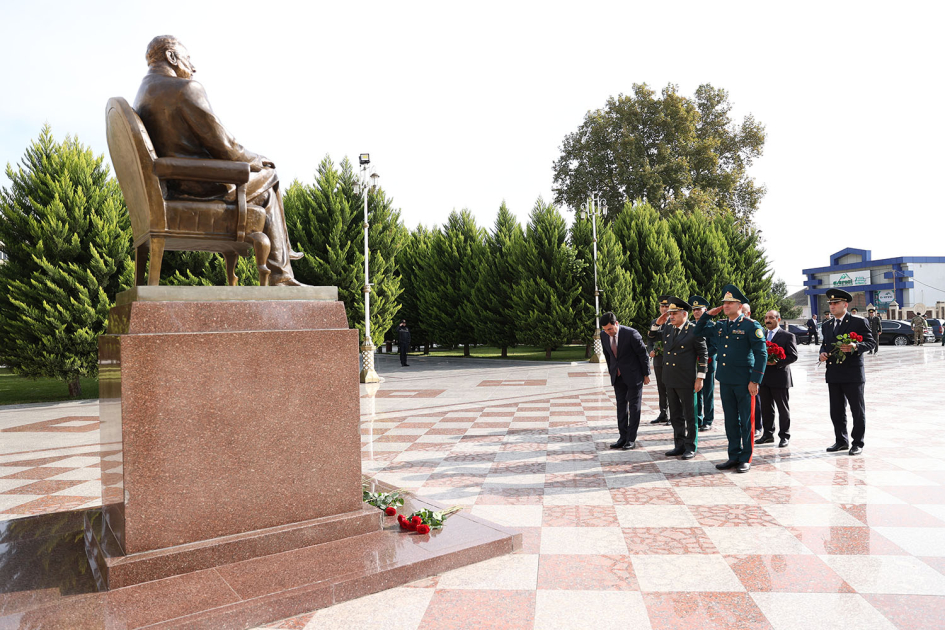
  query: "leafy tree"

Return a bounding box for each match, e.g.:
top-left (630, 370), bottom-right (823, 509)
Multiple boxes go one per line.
top-left (611, 200), bottom-right (690, 332)
top-left (0, 126), bottom-right (131, 397)
top-left (511, 198), bottom-right (585, 359)
top-left (770, 279), bottom-right (802, 319)
top-left (284, 156), bottom-right (405, 344)
top-left (552, 83), bottom-right (766, 223)
top-left (418, 210), bottom-right (484, 356)
top-left (571, 202), bottom-right (636, 355)
top-left (395, 224), bottom-right (434, 353)
top-left (667, 208), bottom-right (733, 302)
top-left (469, 202), bottom-right (523, 357)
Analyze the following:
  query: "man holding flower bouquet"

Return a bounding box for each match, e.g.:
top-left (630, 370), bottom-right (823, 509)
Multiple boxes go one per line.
top-left (756, 310), bottom-right (797, 448)
top-left (819, 288), bottom-right (876, 456)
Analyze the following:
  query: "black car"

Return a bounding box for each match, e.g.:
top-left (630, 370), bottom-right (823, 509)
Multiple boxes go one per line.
top-left (879, 320), bottom-right (936, 345)
top-left (928, 318), bottom-right (943, 341)
top-left (787, 324), bottom-right (811, 345)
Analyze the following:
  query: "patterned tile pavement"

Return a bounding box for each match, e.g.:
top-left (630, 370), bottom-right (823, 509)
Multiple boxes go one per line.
top-left (3, 345), bottom-right (945, 629)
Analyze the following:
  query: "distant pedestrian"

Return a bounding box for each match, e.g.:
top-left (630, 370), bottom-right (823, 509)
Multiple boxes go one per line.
top-left (806, 314), bottom-right (819, 345)
top-left (397, 320), bottom-right (411, 366)
top-left (866, 308), bottom-right (882, 354)
top-left (911, 314), bottom-right (926, 346)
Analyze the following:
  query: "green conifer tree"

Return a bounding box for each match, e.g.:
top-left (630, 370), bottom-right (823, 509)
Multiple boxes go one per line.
top-left (469, 203), bottom-right (523, 357)
top-left (667, 208), bottom-right (733, 302)
top-left (418, 210), bottom-right (484, 356)
top-left (0, 126), bottom-right (131, 397)
top-left (283, 156), bottom-right (405, 344)
top-left (715, 214), bottom-right (774, 315)
top-left (395, 225), bottom-right (433, 353)
top-left (511, 198), bottom-right (585, 359)
top-left (612, 200), bottom-right (690, 332)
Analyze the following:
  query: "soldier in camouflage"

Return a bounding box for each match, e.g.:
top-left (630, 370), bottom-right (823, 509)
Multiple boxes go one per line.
top-left (912, 313), bottom-right (927, 346)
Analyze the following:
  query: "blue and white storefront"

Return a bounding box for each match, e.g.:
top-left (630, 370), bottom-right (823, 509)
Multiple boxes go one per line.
top-left (803, 248), bottom-right (945, 318)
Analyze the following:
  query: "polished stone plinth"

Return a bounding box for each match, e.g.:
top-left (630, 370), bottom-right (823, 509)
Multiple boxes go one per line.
top-left (95, 287), bottom-right (363, 583)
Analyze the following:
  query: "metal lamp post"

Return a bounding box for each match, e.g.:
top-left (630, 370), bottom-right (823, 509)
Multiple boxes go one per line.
top-left (358, 153), bottom-right (380, 384)
top-left (585, 194), bottom-right (606, 366)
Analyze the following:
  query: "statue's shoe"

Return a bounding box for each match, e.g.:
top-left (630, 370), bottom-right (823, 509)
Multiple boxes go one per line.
top-left (269, 275), bottom-right (307, 287)
top-left (288, 250), bottom-right (304, 261)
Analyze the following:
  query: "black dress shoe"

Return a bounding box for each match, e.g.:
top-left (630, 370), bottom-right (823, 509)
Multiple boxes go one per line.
top-left (681, 450), bottom-right (695, 460)
top-left (754, 434), bottom-right (774, 445)
top-left (621, 441), bottom-right (636, 450)
top-left (754, 430), bottom-right (763, 439)
top-left (826, 442), bottom-right (850, 453)
top-left (716, 460), bottom-right (737, 470)
top-left (736, 462), bottom-right (751, 473)
top-left (650, 416), bottom-right (667, 424)
top-left (664, 447), bottom-right (685, 457)
top-left (609, 440), bottom-right (627, 449)
top-left (849, 445), bottom-right (863, 456)
top-left (778, 438), bottom-right (789, 448)
top-left (702, 424), bottom-right (713, 431)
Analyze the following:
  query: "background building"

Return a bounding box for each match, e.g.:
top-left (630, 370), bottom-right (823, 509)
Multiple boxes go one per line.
top-left (803, 248), bottom-right (945, 319)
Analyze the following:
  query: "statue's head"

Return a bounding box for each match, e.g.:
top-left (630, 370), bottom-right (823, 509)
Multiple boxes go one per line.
top-left (145, 35), bottom-right (196, 78)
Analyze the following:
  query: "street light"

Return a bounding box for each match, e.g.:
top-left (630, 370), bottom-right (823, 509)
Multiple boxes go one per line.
top-left (358, 154), bottom-right (380, 384)
top-left (583, 193), bottom-right (606, 366)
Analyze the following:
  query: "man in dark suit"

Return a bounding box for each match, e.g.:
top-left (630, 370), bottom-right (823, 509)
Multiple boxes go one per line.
top-left (133, 35), bottom-right (304, 285)
top-left (649, 298), bottom-right (707, 459)
top-left (806, 314), bottom-right (819, 345)
top-left (866, 308), bottom-right (882, 354)
top-left (756, 310), bottom-right (798, 448)
top-left (397, 320), bottom-right (411, 367)
top-left (819, 288), bottom-right (876, 456)
top-left (600, 312), bottom-right (651, 450)
top-left (647, 297), bottom-right (671, 424)
top-left (690, 295), bottom-right (717, 431)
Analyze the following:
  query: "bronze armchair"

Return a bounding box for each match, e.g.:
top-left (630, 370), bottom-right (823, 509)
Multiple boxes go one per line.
top-left (105, 97), bottom-right (271, 286)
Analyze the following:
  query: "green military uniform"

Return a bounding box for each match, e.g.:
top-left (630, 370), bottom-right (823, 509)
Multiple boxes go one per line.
top-left (692, 284), bottom-right (767, 471)
top-left (912, 314), bottom-right (926, 345)
top-left (690, 295), bottom-right (717, 430)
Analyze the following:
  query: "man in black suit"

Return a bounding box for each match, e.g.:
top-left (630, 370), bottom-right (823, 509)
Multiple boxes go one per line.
top-left (819, 289), bottom-right (876, 456)
top-left (647, 297), bottom-right (671, 424)
top-left (650, 297), bottom-right (707, 459)
top-left (756, 310), bottom-right (798, 448)
top-left (806, 314), bottom-right (819, 345)
top-left (866, 308), bottom-right (882, 354)
top-left (600, 312), bottom-right (651, 450)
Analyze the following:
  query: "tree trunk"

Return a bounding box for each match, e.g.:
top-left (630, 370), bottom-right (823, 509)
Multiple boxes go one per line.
top-left (585, 341), bottom-right (593, 358)
top-left (464, 344), bottom-right (470, 357)
top-left (67, 377), bottom-right (82, 398)
top-left (545, 347), bottom-right (552, 360)
top-left (501, 346), bottom-right (508, 358)
top-left (424, 341), bottom-right (430, 355)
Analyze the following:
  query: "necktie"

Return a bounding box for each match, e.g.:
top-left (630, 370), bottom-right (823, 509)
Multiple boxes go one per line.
top-left (611, 334), bottom-right (619, 376)
top-left (768, 330), bottom-right (774, 342)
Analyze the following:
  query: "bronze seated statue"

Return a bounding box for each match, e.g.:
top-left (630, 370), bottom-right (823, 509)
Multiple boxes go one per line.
top-left (106, 35), bottom-right (304, 287)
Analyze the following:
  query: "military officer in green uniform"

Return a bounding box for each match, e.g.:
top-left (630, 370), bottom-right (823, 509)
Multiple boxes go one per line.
top-left (690, 295), bottom-right (717, 431)
top-left (647, 296), bottom-right (672, 424)
top-left (693, 284), bottom-right (767, 473)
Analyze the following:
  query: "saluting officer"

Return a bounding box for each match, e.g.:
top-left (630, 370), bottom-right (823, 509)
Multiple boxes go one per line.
top-left (693, 284), bottom-right (767, 473)
top-left (649, 297), bottom-right (708, 459)
top-left (647, 296), bottom-right (671, 424)
top-left (820, 288), bottom-right (876, 456)
top-left (690, 295), bottom-right (717, 431)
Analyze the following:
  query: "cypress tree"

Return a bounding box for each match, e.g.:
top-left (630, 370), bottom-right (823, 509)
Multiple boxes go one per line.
top-left (612, 200), bottom-right (689, 332)
top-left (469, 202), bottom-right (522, 357)
top-left (418, 210), bottom-right (484, 356)
top-left (716, 214), bottom-right (774, 315)
top-left (395, 225), bottom-right (433, 353)
top-left (283, 156), bottom-right (405, 344)
top-left (667, 208), bottom-right (733, 303)
top-left (0, 126), bottom-right (131, 397)
top-left (511, 198), bottom-right (585, 359)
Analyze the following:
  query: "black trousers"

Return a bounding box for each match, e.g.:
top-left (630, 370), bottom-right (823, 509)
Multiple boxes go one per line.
top-left (653, 357), bottom-right (668, 417)
top-left (667, 387), bottom-right (697, 452)
top-left (828, 382), bottom-right (865, 448)
top-left (759, 385), bottom-right (790, 439)
top-left (613, 378), bottom-right (644, 443)
top-left (399, 346), bottom-right (409, 365)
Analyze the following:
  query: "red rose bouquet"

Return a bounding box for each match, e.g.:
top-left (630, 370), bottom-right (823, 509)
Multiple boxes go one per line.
top-left (398, 506), bottom-right (463, 534)
top-left (766, 341), bottom-right (786, 365)
top-left (830, 332), bottom-right (863, 364)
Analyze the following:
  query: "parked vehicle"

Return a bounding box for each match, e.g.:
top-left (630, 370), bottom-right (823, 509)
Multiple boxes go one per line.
top-left (927, 318), bottom-right (943, 341)
top-left (787, 324), bottom-right (811, 345)
top-left (878, 320), bottom-right (936, 345)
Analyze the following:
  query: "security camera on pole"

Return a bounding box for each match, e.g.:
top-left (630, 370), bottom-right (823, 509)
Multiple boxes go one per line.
top-left (583, 193), bottom-right (606, 367)
top-left (358, 153), bottom-right (380, 384)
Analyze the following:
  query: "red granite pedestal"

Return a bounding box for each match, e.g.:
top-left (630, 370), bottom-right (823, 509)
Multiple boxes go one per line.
top-left (73, 287), bottom-right (520, 629)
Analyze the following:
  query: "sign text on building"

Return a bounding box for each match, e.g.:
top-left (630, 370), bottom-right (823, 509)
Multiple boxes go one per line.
top-left (829, 271), bottom-right (870, 288)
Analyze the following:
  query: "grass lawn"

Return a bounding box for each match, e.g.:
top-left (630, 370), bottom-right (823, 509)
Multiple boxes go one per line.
top-left (406, 344), bottom-right (590, 362)
top-left (0, 368), bottom-right (99, 406)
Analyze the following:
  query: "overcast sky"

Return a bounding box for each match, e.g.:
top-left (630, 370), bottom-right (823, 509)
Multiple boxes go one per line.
top-left (2, 1), bottom-right (943, 292)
